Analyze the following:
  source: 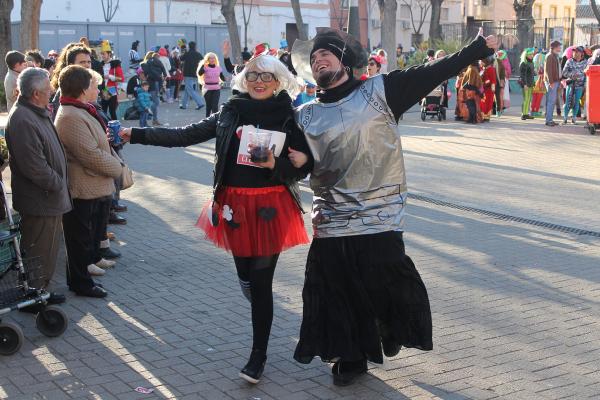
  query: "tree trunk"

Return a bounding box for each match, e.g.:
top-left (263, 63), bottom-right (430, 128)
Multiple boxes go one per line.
top-left (428, 0), bottom-right (444, 43)
top-left (591, 0), bottom-right (600, 25)
top-left (514, 0), bottom-right (534, 54)
top-left (291, 0), bottom-right (307, 41)
top-left (379, 0), bottom-right (397, 71)
top-left (221, 0), bottom-right (242, 64)
top-left (20, 0), bottom-right (42, 51)
top-left (0, 0), bottom-right (14, 83)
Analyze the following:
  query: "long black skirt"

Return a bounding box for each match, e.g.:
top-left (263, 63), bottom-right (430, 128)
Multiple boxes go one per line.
top-left (294, 231), bottom-right (433, 365)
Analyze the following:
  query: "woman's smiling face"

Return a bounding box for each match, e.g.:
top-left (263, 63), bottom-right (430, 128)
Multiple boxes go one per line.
top-left (245, 69), bottom-right (280, 100)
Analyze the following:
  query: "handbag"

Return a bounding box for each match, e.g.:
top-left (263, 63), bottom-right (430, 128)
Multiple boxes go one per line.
top-left (111, 149), bottom-right (134, 190)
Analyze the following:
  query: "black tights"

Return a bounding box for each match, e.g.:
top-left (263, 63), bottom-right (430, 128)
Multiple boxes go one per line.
top-left (234, 254), bottom-right (279, 353)
top-left (101, 95), bottom-right (118, 121)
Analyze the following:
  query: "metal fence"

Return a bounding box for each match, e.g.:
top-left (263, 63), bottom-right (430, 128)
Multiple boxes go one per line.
top-left (11, 21), bottom-right (230, 71)
top-left (575, 23), bottom-right (600, 46)
top-left (441, 18), bottom-right (577, 73)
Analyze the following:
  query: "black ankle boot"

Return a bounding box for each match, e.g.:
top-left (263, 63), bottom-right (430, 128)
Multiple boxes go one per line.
top-left (332, 359), bottom-right (368, 386)
top-left (239, 349), bottom-right (267, 384)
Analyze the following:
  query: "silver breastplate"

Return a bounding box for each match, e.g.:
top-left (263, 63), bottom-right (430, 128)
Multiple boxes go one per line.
top-left (296, 75), bottom-right (408, 238)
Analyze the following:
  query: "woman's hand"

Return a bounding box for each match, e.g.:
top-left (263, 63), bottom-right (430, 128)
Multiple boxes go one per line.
top-left (288, 147), bottom-right (308, 168)
top-left (119, 128), bottom-right (132, 143)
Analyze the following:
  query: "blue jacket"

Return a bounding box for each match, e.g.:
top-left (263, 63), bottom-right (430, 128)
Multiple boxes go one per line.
top-left (136, 88), bottom-right (153, 111)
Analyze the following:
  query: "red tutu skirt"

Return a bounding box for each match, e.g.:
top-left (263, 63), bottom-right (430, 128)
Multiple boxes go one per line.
top-left (196, 185), bottom-right (310, 257)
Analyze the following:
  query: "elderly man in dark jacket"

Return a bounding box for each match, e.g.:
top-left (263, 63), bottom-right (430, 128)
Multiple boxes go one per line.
top-left (5, 67), bottom-right (72, 305)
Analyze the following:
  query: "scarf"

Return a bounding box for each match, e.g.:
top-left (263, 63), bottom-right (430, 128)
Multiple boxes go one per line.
top-left (59, 96), bottom-right (108, 132)
top-left (317, 75), bottom-right (362, 103)
top-left (228, 91), bottom-right (293, 129)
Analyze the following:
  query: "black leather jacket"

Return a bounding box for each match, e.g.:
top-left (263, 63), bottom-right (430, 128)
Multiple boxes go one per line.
top-left (130, 101), bottom-right (312, 212)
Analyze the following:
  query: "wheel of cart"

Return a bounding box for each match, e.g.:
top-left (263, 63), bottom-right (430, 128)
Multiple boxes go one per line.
top-left (0, 321), bottom-right (24, 355)
top-left (36, 305), bottom-right (68, 337)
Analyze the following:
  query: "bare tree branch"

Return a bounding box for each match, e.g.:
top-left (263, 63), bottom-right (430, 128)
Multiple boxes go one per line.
top-left (101, 0), bottom-right (120, 23)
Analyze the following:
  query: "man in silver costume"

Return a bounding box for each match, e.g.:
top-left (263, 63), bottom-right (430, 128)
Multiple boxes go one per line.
top-left (291, 28), bottom-right (498, 386)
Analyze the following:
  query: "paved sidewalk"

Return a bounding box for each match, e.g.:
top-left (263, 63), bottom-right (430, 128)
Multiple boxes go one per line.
top-left (0, 102), bottom-right (599, 399)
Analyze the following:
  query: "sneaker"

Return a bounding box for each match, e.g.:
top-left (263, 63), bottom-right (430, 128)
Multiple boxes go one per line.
top-left (195, 105), bottom-right (204, 110)
top-left (572, 118), bottom-right (577, 125)
top-left (88, 264), bottom-right (105, 276)
top-left (108, 213), bottom-right (127, 225)
top-left (100, 247), bottom-right (121, 259)
top-left (561, 119), bottom-right (568, 125)
top-left (152, 120), bottom-right (162, 126)
top-left (239, 349), bottom-right (267, 384)
top-left (521, 115), bottom-right (528, 120)
top-left (546, 121), bottom-right (558, 126)
top-left (526, 115), bottom-right (534, 119)
top-left (111, 203), bottom-right (128, 213)
top-left (96, 258), bottom-right (116, 269)
top-left (332, 359), bottom-right (368, 386)
top-left (179, 106), bottom-right (186, 110)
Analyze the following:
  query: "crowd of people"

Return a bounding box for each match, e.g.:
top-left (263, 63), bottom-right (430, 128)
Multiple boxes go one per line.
top-left (452, 41), bottom-right (600, 125)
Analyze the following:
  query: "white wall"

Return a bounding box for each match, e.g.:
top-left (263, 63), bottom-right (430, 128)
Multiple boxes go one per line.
top-left (11, 0), bottom-right (330, 51)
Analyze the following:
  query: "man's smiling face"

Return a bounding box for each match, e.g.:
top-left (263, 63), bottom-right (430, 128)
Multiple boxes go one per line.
top-left (310, 49), bottom-right (345, 89)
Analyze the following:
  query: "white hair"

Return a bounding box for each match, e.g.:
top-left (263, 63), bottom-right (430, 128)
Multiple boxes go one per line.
top-left (17, 67), bottom-right (49, 99)
top-left (232, 55), bottom-right (300, 97)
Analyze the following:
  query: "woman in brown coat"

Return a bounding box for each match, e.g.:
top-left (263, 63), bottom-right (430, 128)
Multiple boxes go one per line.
top-left (55, 65), bottom-right (123, 298)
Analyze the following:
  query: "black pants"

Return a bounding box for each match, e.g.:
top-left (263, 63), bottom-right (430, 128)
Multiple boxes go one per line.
top-left (63, 197), bottom-right (111, 291)
top-left (101, 95), bottom-right (118, 121)
top-left (234, 254), bottom-right (279, 352)
top-left (204, 90), bottom-right (220, 118)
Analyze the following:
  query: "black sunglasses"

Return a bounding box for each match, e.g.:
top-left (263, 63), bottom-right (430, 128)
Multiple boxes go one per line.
top-left (246, 71), bottom-right (276, 82)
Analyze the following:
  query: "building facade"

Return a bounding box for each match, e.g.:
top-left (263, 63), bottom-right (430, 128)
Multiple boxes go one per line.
top-left (574, 0), bottom-right (600, 45)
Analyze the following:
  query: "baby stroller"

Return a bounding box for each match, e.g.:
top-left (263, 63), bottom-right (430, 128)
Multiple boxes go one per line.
top-left (420, 85), bottom-right (446, 121)
top-left (0, 181), bottom-right (68, 356)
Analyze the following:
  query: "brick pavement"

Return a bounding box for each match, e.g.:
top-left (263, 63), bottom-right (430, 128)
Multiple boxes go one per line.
top-left (0, 100), bottom-right (599, 399)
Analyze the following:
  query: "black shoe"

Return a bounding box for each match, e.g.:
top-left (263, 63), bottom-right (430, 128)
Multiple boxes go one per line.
top-left (100, 247), bottom-right (121, 259)
top-left (239, 349), bottom-right (267, 384)
top-left (179, 106), bottom-right (186, 109)
top-left (545, 121), bottom-right (558, 127)
top-left (195, 105), bottom-right (204, 110)
top-left (108, 213), bottom-right (127, 225)
top-left (382, 338), bottom-right (401, 358)
top-left (18, 303), bottom-right (44, 314)
top-left (111, 203), bottom-right (128, 213)
top-left (48, 292), bottom-right (66, 305)
top-left (75, 286), bottom-right (107, 298)
top-left (521, 115), bottom-right (527, 120)
top-left (332, 359), bottom-right (368, 386)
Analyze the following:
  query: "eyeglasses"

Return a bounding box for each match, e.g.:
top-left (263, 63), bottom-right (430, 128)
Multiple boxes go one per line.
top-left (246, 71), bottom-right (276, 82)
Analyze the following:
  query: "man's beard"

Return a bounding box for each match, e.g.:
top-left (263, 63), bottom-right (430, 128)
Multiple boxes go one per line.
top-left (315, 67), bottom-right (346, 89)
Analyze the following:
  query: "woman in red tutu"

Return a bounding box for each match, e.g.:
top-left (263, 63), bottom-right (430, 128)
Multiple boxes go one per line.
top-left (120, 53), bottom-right (312, 384)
